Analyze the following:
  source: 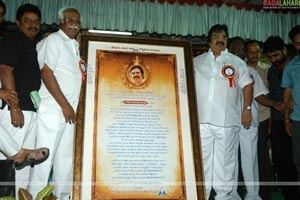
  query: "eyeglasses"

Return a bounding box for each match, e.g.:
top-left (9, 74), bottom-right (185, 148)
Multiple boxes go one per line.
top-left (211, 34), bottom-right (227, 40)
top-left (64, 17), bottom-right (81, 25)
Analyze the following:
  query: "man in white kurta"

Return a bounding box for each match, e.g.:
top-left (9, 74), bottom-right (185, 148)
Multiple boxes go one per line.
top-left (246, 41), bottom-right (273, 200)
top-left (194, 24), bottom-right (253, 200)
top-left (28, 7), bottom-right (82, 200)
top-left (233, 67), bottom-right (269, 200)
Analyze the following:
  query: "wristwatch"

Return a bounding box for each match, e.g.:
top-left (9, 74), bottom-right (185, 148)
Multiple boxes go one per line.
top-left (244, 105), bottom-right (251, 110)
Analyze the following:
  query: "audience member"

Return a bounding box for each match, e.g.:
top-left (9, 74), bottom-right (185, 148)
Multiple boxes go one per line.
top-left (286, 43), bottom-right (298, 58)
top-left (234, 65), bottom-right (284, 200)
top-left (0, 0), bottom-right (6, 25)
top-left (264, 36), bottom-right (299, 200)
top-left (228, 36), bottom-right (246, 60)
top-left (230, 39), bottom-right (282, 200)
top-left (289, 25), bottom-right (300, 53)
top-left (0, 3), bottom-right (44, 195)
top-left (245, 40), bottom-right (273, 200)
top-left (0, 0), bottom-right (5, 105)
top-left (281, 49), bottom-right (300, 196)
top-left (228, 36), bottom-right (248, 199)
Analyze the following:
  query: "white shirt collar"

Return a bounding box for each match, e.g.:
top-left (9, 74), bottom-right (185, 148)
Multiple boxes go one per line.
top-left (208, 48), bottom-right (228, 59)
top-left (58, 29), bottom-right (73, 41)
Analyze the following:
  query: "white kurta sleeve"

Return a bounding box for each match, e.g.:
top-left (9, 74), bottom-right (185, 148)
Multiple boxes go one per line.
top-left (37, 35), bottom-right (60, 71)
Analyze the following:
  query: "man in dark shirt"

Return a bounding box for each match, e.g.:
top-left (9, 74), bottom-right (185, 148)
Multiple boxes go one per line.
top-left (263, 36), bottom-right (299, 200)
top-left (0, 3), bottom-right (42, 195)
top-left (0, 0), bottom-right (6, 106)
top-left (0, 1), bottom-right (5, 25)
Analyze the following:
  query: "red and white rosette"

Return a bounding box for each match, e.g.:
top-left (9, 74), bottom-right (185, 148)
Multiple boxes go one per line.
top-left (221, 64), bottom-right (237, 88)
top-left (79, 59), bottom-right (87, 82)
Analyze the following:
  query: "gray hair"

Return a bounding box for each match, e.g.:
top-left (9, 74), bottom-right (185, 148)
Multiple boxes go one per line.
top-left (58, 7), bottom-right (79, 20)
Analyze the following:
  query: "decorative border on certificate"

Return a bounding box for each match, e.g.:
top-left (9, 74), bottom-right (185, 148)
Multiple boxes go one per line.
top-left (73, 34), bottom-right (205, 200)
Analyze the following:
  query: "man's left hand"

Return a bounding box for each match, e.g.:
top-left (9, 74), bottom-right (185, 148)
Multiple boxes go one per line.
top-left (242, 109), bottom-right (251, 129)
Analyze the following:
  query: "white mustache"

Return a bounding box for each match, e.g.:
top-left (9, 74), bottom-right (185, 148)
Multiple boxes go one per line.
top-left (68, 25), bottom-right (78, 30)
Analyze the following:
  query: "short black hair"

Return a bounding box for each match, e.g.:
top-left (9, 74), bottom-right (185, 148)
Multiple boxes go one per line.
top-left (16, 3), bottom-right (41, 21)
top-left (289, 25), bottom-right (300, 41)
top-left (0, 1), bottom-right (6, 15)
top-left (245, 40), bottom-right (260, 52)
top-left (263, 36), bottom-right (285, 53)
top-left (208, 24), bottom-right (228, 43)
top-left (286, 43), bottom-right (297, 58)
top-left (228, 36), bottom-right (244, 49)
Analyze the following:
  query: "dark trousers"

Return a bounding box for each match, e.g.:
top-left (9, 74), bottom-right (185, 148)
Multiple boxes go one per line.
top-left (0, 160), bottom-right (15, 197)
top-left (257, 119), bottom-right (273, 200)
top-left (270, 120), bottom-right (299, 200)
top-left (292, 120), bottom-right (300, 194)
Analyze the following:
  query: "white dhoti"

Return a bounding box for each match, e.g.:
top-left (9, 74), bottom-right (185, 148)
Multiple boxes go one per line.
top-left (0, 127), bottom-right (20, 157)
top-left (28, 110), bottom-right (75, 200)
top-left (0, 106), bottom-right (37, 198)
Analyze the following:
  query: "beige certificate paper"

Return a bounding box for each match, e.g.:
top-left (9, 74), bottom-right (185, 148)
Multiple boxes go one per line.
top-left (94, 51), bottom-right (183, 199)
top-left (77, 37), bottom-right (202, 200)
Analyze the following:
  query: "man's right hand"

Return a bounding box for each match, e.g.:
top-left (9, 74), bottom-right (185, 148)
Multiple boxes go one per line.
top-left (0, 89), bottom-right (18, 106)
top-left (62, 103), bottom-right (76, 124)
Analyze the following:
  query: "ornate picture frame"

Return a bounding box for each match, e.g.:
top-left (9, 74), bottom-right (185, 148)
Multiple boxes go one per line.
top-left (72, 34), bottom-right (204, 200)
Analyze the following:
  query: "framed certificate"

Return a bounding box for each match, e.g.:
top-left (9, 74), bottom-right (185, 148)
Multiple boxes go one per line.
top-left (72, 34), bottom-right (205, 200)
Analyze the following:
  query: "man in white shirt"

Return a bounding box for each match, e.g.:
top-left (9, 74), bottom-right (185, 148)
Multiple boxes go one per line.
top-left (229, 39), bottom-right (276, 199)
top-left (194, 24), bottom-right (253, 200)
top-left (28, 7), bottom-right (82, 200)
top-left (246, 40), bottom-right (273, 200)
top-left (233, 66), bottom-right (282, 200)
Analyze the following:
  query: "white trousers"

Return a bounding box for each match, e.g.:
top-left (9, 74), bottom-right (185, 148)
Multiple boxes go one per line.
top-left (200, 124), bottom-right (239, 200)
top-left (0, 106), bottom-right (37, 198)
top-left (232, 126), bottom-right (262, 200)
top-left (28, 110), bottom-right (75, 200)
top-left (0, 125), bottom-right (20, 157)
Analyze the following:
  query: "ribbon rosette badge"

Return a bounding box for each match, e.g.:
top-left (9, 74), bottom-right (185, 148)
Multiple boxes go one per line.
top-left (221, 64), bottom-right (237, 88)
top-left (79, 59), bottom-right (87, 82)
